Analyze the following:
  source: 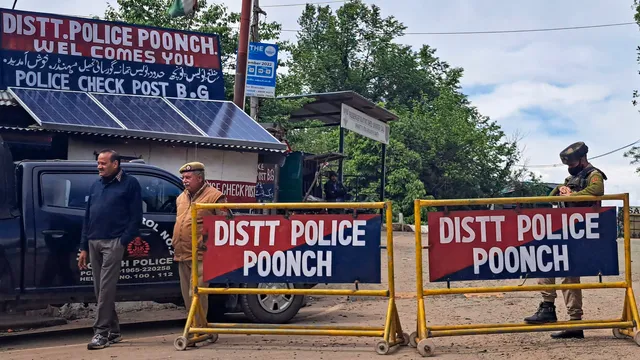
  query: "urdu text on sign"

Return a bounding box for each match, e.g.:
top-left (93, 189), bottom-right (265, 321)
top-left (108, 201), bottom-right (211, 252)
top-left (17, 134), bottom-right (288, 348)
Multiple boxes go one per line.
top-left (427, 207), bottom-right (619, 282)
top-left (0, 9), bottom-right (225, 100)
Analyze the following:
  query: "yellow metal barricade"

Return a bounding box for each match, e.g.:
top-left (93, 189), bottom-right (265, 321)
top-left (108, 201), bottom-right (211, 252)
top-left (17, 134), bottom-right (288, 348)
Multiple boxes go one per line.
top-left (410, 194), bottom-right (640, 357)
top-left (174, 201), bottom-right (408, 355)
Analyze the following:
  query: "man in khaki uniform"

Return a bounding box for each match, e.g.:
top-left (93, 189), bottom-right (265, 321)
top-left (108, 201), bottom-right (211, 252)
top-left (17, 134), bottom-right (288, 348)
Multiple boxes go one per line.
top-left (524, 142), bottom-right (607, 339)
top-left (173, 162), bottom-right (226, 326)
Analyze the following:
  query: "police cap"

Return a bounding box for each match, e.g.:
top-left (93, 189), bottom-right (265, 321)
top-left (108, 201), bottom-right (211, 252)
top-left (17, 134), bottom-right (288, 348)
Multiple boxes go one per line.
top-left (559, 141), bottom-right (589, 165)
top-left (179, 162), bottom-right (205, 173)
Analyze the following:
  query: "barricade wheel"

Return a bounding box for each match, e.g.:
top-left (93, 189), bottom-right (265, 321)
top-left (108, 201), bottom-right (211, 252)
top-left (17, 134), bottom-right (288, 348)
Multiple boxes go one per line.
top-left (612, 328), bottom-right (629, 339)
top-left (174, 336), bottom-right (188, 351)
top-left (417, 338), bottom-right (435, 357)
top-left (400, 332), bottom-right (410, 346)
top-left (634, 331), bottom-right (640, 346)
top-left (207, 334), bottom-right (219, 343)
top-left (375, 340), bottom-right (390, 355)
top-left (409, 332), bottom-right (418, 348)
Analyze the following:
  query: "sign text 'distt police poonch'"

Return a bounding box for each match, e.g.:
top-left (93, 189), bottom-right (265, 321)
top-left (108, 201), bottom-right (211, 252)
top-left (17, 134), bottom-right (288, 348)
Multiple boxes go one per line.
top-left (427, 207), bottom-right (619, 282)
top-left (201, 214), bottom-right (382, 284)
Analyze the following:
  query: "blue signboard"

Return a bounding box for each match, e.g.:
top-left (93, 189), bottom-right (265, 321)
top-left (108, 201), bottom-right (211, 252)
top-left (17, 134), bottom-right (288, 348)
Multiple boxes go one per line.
top-left (246, 42), bottom-right (278, 98)
top-left (427, 207), bottom-right (620, 282)
top-left (0, 8), bottom-right (225, 100)
top-left (202, 214), bottom-right (382, 284)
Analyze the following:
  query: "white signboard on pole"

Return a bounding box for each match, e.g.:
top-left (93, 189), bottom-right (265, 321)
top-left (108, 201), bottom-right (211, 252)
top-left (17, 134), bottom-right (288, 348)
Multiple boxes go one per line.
top-left (340, 104), bottom-right (390, 145)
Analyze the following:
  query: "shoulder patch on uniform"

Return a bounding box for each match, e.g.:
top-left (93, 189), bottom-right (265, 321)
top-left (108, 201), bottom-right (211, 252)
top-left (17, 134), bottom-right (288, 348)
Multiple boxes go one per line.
top-left (590, 173), bottom-right (603, 184)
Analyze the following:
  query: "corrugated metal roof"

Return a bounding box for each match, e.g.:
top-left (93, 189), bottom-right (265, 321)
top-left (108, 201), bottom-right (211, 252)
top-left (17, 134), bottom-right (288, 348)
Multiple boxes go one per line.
top-left (279, 91), bottom-right (399, 126)
top-left (0, 90), bottom-right (18, 106)
top-left (0, 125), bottom-right (287, 154)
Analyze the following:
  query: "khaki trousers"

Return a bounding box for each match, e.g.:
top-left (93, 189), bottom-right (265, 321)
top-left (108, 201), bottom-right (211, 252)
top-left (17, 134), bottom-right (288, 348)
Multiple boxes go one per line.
top-left (178, 260), bottom-right (209, 326)
top-left (538, 277), bottom-right (583, 320)
top-left (89, 238), bottom-right (125, 337)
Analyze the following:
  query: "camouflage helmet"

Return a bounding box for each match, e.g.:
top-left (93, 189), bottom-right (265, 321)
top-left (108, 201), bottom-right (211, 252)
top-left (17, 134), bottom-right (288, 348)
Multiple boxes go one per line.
top-left (559, 141), bottom-right (588, 165)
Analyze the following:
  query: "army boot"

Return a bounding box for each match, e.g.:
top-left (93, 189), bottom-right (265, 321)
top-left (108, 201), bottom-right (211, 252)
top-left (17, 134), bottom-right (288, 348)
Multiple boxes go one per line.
top-left (550, 320), bottom-right (584, 339)
top-left (524, 302), bottom-right (557, 324)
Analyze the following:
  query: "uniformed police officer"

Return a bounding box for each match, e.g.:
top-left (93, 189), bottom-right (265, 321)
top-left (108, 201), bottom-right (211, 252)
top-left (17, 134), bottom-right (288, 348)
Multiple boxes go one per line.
top-left (524, 141), bottom-right (607, 339)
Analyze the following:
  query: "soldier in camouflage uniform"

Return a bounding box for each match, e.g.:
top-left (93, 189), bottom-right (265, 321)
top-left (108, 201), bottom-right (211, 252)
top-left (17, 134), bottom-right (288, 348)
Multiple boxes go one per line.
top-left (524, 141), bottom-right (607, 339)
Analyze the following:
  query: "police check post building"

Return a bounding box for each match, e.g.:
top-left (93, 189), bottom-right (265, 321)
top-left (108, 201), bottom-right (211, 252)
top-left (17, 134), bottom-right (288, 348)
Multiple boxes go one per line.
top-left (427, 206), bottom-right (619, 282)
top-left (201, 214), bottom-right (382, 284)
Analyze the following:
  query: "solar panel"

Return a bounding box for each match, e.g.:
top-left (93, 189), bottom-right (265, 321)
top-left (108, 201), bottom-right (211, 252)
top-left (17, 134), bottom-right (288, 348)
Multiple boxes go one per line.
top-left (8, 88), bottom-right (124, 130)
top-left (91, 94), bottom-right (202, 136)
top-left (167, 98), bottom-right (281, 144)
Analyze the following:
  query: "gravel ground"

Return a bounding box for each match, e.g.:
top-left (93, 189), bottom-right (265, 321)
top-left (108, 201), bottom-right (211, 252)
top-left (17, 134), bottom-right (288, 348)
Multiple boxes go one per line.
top-left (2, 232), bottom-right (640, 359)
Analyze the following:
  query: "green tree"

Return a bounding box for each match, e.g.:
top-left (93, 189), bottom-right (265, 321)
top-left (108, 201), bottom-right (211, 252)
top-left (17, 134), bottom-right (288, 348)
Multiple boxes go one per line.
top-left (285, 0), bottom-right (455, 108)
top-left (281, 0), bottom-right (530, 219)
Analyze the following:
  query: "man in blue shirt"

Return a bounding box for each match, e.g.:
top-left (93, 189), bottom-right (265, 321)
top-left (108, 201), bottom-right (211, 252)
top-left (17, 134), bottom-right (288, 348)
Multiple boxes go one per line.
top-left (78, 149), bottom-right (142, 350)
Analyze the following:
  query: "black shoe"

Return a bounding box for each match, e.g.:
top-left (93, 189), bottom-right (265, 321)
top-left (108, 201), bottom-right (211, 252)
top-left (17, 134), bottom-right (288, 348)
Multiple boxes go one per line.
top-left (551, 329), bottom-right (584, 339)
top-left (108, 333), bottom-right (122, 344)
top-left (524, 302), bottom-right (558, 324)
top-left (87, 334), bottom-right (110, 350)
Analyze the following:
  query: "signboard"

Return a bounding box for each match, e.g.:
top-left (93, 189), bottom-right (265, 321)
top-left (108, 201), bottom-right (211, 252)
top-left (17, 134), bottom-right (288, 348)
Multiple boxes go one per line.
top-left (427, 207), bottom-right (619, 282)
top-left (245, 42), bottom-right (278, 98)
top-left (201, 214), bottom-right (382, 283)
top-left (256, 163), bottom-right (275, 202)
top-left (0, 9), bottom-right (225, 100)
top-left (631, 207), bottom-right (640, 215)
top-left (207, 180), bottom-right (256, 203)
top-left (341, 104), bottom-right (390, 145)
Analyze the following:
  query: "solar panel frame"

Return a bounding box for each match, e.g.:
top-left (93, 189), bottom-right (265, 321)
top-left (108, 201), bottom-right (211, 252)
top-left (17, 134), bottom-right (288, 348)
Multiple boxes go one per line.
top-left (90, 93), bottom-right (206, 137)
top-left (165, 97), bottom-right (285, 149)
top-left (7, 87), bottom-right (127, 131)
top-left (7, 87), bottom-right (287, 152)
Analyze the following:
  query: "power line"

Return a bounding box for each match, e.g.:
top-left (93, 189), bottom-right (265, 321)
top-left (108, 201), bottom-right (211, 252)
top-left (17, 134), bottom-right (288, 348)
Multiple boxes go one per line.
top-left (518, 139), bottom-right (640, 169)
top-left (262, 1), bottom-right (345, 7)
top-left (278, 21), bottom-right (636, 34)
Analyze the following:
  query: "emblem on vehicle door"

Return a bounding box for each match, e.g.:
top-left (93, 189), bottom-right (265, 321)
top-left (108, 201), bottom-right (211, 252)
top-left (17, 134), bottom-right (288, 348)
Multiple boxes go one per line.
top-left (127, 237), bottom-right (150, 258)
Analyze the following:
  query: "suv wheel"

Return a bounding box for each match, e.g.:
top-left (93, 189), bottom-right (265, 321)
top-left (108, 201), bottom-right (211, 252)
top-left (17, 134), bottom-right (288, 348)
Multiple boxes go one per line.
top-left (240, 283), bottom-right (304, 323)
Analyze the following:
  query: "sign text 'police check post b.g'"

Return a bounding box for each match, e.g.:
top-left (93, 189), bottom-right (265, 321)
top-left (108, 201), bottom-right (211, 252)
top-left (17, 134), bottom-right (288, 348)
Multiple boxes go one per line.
top-left (201, 214), bottom-right (382, 284)
top-left (427, 207), bottom-right (619, 282)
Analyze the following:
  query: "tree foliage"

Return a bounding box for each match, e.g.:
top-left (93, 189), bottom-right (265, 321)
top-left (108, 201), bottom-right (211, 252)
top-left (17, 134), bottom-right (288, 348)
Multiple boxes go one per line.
top-left (281, 0), bottom-right (534, 219)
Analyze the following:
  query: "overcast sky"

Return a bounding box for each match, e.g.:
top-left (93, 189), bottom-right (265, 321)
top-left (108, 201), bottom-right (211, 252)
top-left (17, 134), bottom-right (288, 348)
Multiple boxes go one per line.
top-left (5, 0), bottom-right (640, 206)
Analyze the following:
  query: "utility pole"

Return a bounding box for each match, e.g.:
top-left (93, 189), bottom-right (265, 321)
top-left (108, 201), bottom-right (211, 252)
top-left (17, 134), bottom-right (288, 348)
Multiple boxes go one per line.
top-left (233, 0), bottom-right (252, 110)
top-left (250, 0), bottom-right (265, 120)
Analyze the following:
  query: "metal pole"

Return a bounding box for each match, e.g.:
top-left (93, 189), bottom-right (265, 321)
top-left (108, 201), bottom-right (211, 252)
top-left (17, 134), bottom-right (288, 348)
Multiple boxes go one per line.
top-left (233, 0), bottom-right (253, 109)
top-left (338, 127), bottom-right (345, 182)
top-left (380, 143), bottom-right (386, 202)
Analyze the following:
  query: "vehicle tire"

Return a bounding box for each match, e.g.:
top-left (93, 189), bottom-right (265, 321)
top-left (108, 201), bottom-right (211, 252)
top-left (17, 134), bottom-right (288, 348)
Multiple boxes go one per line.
top-left (239, 283), bottom-right (304, 324)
